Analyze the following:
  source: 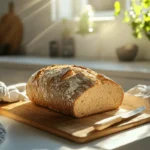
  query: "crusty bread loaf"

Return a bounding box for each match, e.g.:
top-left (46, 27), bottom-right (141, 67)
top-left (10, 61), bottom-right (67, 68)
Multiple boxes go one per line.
top-left (26, 65), bottom-right (124, 118)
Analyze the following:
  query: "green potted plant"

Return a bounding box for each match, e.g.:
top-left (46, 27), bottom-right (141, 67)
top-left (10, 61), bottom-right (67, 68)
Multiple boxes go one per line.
top-left (73, 5), bottom-right (99, 59)
top-left (114, 0), bottom-right (150, 39)
top-left (76, 5), bottom-right (95, 35)
top-left (113, 0), bottom-right (150, 61)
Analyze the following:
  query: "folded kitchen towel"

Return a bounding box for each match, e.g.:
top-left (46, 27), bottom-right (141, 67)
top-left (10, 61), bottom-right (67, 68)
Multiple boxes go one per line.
top-left (0, 81), bottom-right (27, 144)
top-left (0, 123), bottom-right (6, 144)
top-left (0, 81), bottom-right (28, 102)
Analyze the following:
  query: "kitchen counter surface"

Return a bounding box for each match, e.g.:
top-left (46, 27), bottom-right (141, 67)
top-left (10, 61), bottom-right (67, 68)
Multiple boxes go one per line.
top-left (1, 115), bottom-right (150, 150)
top-left (0, 56), bottom-right (150, 79)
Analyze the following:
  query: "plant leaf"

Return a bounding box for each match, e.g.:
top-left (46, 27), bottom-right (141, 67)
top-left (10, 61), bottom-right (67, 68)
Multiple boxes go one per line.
top-left (114, 1), bottom-right (121, 16)
top-left (123, 11), bottom-right (130, 22)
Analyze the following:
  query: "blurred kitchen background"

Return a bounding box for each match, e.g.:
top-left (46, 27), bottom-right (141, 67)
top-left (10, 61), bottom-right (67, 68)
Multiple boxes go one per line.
top-left (0, 0), bottom-right (150, 91)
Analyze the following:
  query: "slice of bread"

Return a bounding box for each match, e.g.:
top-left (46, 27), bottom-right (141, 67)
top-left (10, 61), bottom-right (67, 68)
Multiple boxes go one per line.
top-left (26, 65), bottom-right (124, 118)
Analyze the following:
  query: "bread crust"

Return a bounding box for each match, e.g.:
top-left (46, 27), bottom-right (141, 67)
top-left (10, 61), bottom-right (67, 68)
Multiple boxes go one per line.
top-left (26, 65), bottom-right (124, 117)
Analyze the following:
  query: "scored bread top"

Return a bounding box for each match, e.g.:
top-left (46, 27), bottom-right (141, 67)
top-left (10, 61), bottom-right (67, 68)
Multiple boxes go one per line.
top-left (26, 65), bottom-right (116, 116)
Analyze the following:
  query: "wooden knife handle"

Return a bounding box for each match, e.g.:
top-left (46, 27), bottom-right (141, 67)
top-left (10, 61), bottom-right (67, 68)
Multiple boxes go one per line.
top-left (94, 115), bottom-right (122, 131)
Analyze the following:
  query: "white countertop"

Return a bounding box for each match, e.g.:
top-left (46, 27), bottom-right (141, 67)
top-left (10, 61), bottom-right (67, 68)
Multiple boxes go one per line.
top-left (0, 56), bottom-right (150, 79)
top-left (0, 115), bottom-right (150, 150)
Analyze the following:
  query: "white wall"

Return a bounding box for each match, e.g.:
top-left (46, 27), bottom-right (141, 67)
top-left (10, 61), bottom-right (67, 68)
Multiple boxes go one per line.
top-left (0, 0), bottom-right (54, 55)
top-left (0, 0), bottom-right (12, 15)
top-left (47, 0), bottom-right (150, 60)
top-left (68, 0), bottom-right (150, 60)
top-left (0, 0), bottom-right (150, 60)
top-left (97, 19), bottom-right (150, 60)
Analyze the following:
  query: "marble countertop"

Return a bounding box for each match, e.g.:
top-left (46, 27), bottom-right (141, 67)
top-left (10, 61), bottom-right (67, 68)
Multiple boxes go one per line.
top-left (0, 56), bottom-right (150, 79)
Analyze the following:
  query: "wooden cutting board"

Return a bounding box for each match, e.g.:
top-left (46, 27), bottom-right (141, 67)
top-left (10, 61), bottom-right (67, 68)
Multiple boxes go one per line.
top-left (0, 96), bottom-right (150, 143)
top-left (0, 2), bottom-right (23, 54)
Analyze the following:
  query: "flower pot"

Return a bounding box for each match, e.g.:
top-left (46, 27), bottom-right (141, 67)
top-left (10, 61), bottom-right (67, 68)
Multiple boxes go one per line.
top-left (116, 44), bottom-right (138, 61)
top-left (73, 33), bottom-right (99, 59)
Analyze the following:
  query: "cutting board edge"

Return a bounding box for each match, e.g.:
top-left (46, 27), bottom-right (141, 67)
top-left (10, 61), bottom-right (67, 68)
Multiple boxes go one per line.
top-left (0, 108), bottom-right (81, 143)
top-left (1, 107), bottom-right (150, 143)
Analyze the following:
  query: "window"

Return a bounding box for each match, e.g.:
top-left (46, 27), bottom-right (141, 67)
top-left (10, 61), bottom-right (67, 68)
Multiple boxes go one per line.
top-left (51, 0), bottom-right (130, 21)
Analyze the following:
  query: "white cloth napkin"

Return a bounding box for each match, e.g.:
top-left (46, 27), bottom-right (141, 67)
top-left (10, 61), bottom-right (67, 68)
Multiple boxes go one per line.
top-left (0, 81), bottom-right (28, 144)
top-left (0, 82), bottom-right (28, 102)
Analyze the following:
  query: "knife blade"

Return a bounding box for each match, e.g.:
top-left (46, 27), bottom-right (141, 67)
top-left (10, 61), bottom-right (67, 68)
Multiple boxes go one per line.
top-left (94, 106), bottom-right (146, 131)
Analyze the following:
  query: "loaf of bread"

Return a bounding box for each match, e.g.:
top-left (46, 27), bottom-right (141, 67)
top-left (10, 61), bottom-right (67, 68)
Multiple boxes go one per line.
top-left (26, 65), bottom-right (124, 118)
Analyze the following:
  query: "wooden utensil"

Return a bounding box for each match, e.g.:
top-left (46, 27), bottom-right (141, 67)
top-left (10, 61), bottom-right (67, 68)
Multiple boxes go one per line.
top-left (0, 1), bottom-right (23, 54)
top-left (93, 106), bottom-right (145, 131)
